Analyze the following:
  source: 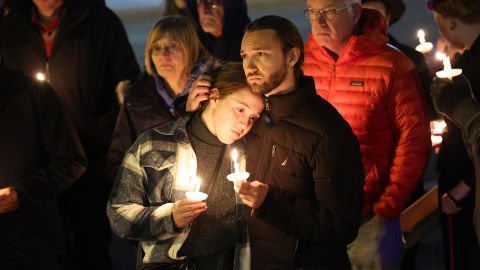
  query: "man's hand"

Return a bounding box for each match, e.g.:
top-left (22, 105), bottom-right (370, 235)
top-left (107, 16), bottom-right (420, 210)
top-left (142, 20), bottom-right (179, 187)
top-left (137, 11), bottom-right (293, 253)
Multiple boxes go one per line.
top-left (0, 186), bottom-right (19, 213)
top-left (172, 199), bottom-right (207, 229)
top-left (430, 76), bottom-right (473, 118)
top-left (186, 75), bottom-right (211, 112)
top-left (441, 193), bottom-right (462, 215)
top-left (237, 181), bottom-right (269, 209)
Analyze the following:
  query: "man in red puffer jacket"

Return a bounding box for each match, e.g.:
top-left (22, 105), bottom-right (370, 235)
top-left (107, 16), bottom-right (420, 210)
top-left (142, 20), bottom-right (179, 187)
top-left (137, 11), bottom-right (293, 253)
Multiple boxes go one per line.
top-left (303, 0), bottom-right (431, 269)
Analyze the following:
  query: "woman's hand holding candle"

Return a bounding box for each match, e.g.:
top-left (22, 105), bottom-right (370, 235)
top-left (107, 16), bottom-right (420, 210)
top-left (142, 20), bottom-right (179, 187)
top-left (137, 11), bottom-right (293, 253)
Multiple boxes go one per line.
top-left (172, 199), bottom-right (208, 229)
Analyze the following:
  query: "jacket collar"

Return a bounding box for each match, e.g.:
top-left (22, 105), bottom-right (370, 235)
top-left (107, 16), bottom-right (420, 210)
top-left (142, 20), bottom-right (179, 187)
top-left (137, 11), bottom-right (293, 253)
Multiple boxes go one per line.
top-left (456, 34), bottom-right (480, 68)
top-left (12, 0), bottom-right (89, 51)
top-left (153, 60), bottom-right (206, 111)
top-left (153, 114), bottom-right (193, 144)
top-left (264, 76), bottom-right (317, 121)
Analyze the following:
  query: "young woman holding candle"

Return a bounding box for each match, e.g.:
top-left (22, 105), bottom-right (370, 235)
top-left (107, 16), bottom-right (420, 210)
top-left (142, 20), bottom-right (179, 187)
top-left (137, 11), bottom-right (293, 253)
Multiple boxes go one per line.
top-left (107, 61), bottom-right (264, 270)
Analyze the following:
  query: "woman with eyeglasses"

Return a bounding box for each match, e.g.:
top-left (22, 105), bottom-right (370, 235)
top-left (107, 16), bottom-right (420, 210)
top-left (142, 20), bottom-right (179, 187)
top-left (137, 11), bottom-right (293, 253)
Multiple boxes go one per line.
top-left (163, 0), bottom-right (250, 62)
top-left (108, 62), bottom-right (264, 270)
top-left (108, 15), bottom-right (208, 181)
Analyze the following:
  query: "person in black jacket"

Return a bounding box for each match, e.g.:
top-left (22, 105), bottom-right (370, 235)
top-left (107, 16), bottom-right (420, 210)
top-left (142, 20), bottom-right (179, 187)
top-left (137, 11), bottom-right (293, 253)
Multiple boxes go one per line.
top-left (0, 60), bottom-right (87, 270)
top-left (0, 0), bottom-right (140, 269)
top-left (164, 0), bottom-right (250, 61)
top-left (188, 15), bottom-right (365, 269)
top-left (428, 1), bottom-right (480, 269)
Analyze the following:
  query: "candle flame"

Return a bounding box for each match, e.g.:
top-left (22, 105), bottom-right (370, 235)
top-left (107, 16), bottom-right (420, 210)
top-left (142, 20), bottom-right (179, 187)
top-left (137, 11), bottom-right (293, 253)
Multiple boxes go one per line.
top-left (431, 120), bottom-right (447, 135)
top-left (36, 72), bottom-right (46, 81)
top-left (435, 52), bottom-right (446, 61)
top-left (417, 29), bottom-right (426, 44)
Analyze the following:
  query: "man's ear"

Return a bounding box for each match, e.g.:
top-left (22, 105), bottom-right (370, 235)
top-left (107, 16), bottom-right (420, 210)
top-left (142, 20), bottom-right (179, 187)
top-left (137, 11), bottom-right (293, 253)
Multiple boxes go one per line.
top-left (287, 48), bottom-right (300, 68)
top-left (449, 17), bottom-right (457, 31)
top-left (352, 3), bottom-right (362, 24)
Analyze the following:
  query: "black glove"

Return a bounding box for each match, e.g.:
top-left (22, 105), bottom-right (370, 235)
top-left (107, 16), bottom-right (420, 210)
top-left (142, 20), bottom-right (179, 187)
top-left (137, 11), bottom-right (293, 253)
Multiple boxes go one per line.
top-left (430, 76), bottom-right (473, 117)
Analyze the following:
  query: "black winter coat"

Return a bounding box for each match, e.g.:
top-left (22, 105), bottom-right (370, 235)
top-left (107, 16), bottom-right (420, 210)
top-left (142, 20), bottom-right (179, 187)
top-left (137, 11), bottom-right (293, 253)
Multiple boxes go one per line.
top-left (0, 69), bottom-right (87, 264)
top-left (0, 0), bottom-right (140, 157)
top-left (245, 76), bottom-right (365, 270)
top-left (108, 72), bottom-right (187, 180)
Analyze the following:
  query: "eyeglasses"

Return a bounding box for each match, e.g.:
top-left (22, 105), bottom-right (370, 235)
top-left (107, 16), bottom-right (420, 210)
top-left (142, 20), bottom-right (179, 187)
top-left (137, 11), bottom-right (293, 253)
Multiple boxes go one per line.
top-left (150, 42), bottom-right (181, 56)
top-left (196, 0), bottom-right (222, 8)
top-left (304, 6), bottom-right (350, 21)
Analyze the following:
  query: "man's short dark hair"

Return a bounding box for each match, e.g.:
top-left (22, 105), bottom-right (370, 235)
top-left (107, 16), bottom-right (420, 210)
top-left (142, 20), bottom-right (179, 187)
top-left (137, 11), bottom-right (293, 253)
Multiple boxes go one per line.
top-left (428, 0), bottom-right (480, 24)
top-left (245, 15), bottom-right (304, 81)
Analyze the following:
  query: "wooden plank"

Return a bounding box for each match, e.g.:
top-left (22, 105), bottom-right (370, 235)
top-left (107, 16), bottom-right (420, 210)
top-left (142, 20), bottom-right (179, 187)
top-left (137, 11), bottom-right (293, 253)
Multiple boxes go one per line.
top-left (400, 185), bottom-right (439, 232)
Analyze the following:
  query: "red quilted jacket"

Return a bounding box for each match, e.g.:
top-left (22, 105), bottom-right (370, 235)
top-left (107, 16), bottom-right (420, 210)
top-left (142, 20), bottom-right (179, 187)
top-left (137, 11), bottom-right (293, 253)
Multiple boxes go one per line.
top-left (303, 10), bottom-right (431, 220)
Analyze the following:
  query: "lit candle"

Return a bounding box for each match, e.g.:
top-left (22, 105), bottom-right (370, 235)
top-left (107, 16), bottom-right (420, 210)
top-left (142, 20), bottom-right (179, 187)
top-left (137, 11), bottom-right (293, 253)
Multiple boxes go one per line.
top-left (415, 29), bottom-right (433, 53)
top-left (227, 148), bottom-right (250, 193)
top-left (231, 149), bottom-right (240, 173)
top-left (435, 56), bottom-right (462, 80)
top-left (185, 176), bottom-right (208, 201)
top-left (36, 72), bottom-right (46, 82)
top-left (430, 120), bottom-right (447, 149)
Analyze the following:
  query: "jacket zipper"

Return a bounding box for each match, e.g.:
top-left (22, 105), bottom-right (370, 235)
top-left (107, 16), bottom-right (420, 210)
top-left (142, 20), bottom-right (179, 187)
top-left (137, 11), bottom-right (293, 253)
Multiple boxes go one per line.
top-left (255, 96), bottom-right (272, 179)
top-left (45, 61), bottom-right (50, 82)
top-left (329, 63), bottom-right (336, 100)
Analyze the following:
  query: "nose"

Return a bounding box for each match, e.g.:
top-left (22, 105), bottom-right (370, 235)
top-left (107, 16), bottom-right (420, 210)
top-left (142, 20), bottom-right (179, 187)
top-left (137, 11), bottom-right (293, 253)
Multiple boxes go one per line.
top-left (161, 49), bottom-right (171, 57)
top-left (244, 57), bottom-right (258, 74)
top-left (239, 115), bottom-right (251, 130)
top-left (317, 15), bottom-right (329, 27)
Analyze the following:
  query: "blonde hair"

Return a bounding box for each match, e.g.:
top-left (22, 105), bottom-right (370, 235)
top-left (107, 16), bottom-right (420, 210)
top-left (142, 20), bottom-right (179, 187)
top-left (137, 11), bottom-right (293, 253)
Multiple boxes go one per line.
top-left (144, 16), bottom-right (208, 75)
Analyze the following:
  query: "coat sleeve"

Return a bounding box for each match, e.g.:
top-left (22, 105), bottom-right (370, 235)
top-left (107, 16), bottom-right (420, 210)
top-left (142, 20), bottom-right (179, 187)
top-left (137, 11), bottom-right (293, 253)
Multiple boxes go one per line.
top-left (254, 122), bottom-right (365, 245)
top-left (448, 98), bottom-right (480, 242)
top-left (373, 68), bottom-right (431, 220)
top-left (108, 102), bottom-right (135, 181)
top-left (107, 139), bottom-right (179, 241)
top-left (106, 10), bottom-right (140, 84)
top-left (12, 85), bottom-right (87, 208)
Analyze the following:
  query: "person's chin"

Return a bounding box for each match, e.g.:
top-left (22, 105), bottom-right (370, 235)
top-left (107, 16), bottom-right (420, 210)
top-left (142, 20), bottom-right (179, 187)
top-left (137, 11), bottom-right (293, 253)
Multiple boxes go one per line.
top-left (314, 34), bottom-right (331, 43)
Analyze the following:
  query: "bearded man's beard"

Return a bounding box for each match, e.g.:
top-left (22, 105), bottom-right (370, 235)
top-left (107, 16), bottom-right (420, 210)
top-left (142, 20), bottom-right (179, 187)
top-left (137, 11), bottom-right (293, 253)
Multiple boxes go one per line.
top-left (249, 65), bottom-right (287, 95)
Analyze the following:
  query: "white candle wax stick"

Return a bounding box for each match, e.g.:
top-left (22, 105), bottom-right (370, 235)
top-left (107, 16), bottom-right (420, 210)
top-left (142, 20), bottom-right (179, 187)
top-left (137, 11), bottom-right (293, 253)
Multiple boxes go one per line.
top-left (195, 177), bottom-right (201, 192)
top-left (436, 56), bottom-right (462, 80)
top-left (443, 57), bottom-right (452, 71)
top-left (234, 163), bottom-right (240, 173)
top-left (231, 149), bottom-right (240, 173)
